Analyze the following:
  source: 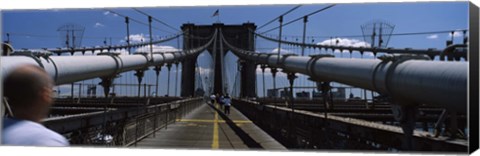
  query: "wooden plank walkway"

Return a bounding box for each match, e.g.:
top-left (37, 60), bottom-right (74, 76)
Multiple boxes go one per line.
top-left (135, 102), bottom-right (286, 150)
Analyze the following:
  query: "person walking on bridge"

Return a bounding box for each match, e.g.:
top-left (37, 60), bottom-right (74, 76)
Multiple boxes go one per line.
top-left (2, 65), bottom-right (69, 146)
top-left (210, 93), bottom-right (216, 105)
top-left (218, 94), bottom-right (225, 109)
top-left (223, 94), bottom-right (231, 115)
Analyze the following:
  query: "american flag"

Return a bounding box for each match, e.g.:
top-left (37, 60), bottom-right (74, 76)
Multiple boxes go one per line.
top-left (211, 9), bottom-right (219, 17)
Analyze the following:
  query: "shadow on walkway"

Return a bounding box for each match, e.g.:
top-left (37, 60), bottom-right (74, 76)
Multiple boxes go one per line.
top-left (208, 103), bottom-right (264, 149)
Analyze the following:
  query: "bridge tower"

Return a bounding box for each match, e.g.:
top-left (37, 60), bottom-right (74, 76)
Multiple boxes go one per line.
top-left (181, 23), bottom-right (257, 97)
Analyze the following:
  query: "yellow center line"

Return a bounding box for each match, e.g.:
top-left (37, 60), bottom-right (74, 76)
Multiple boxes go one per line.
top-left (211, 104), bottom-right (219, 149)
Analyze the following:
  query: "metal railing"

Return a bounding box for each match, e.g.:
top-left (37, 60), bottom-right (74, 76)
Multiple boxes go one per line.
top-left (232, 98), bottom-right (467, 152)
top-left (43, 97), bottom-right (203, 146)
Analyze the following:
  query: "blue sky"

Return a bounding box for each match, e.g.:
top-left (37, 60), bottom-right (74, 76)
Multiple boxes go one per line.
top-left (1, 2), bottom-right (469, 97)
top-left (2, 2), bottom-right (468, 49)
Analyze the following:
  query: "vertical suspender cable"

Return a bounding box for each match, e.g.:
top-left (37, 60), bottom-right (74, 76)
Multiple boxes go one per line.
top-left (126, 17), bottom-right (131, 55)
top-left (175, 63), bottom-right (179, 97)
top-left (167, 64), bottom-right (171, 96)
top-left (276, 16), bottom-right (283, 65)
top-left (148, 16), bottom-right (154, 62)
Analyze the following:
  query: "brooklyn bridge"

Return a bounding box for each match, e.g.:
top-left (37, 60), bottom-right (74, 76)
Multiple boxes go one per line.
top-left (1, 3), bottom-right (472, 153)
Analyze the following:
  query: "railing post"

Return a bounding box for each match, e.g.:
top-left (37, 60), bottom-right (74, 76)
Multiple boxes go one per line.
top-left (261, 64), bottom-right (267, 98)
top-left (175, 62), bottom-right (179, 97)
top-left (165, 105), bottom-right (169, 129)
top-left (71, 83), bottom-right (75, 102)
top-left (148, 85), bottom-right (151, 97)
top-left (173, 102), bottom-right (177, 123)
top-left (271, 68), bottom-right (278, 109)
top-left (134, 117), bottom-right (138, 147)
top-left (154, 66), bottom-right (162, 97)
top-left (153, 106), bottom-right (157, 137)
top-left (287, 72), bottom-right (297, 113)
top-left (166, 64), bottom-right (172, 96)
top-left (122, 111), bottom-right (128, 145)
top-left (391, 104), bottom-right (418, 150)
top-left (143, 83), bottom-right (147, 97)
top-left (122, 124), bottom-right (126, 145)
top-left (134, 70), bottom-right (145, 97)
top-left (183, 101), bottom-right (186, 117)
top-left (318, 81), bottom-right (331, 118)
top-left (77, 83), bottom-right (82, 103)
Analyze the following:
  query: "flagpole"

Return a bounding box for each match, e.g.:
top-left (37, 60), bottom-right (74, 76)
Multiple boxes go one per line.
top-left (212, 9), bottom-right (220, 23)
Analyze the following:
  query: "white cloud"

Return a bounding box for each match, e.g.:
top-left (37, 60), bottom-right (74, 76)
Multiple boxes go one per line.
top-left (256, 67), bottom-right (271, 74)
top-left (127, 34), bottom-right (147, 43)
top-left (121, 34), bottom-right (165, 44)
top-left (255, 67), bottom-right (287, 78)
top-left (103, 11), bottom-right (118, 17)
top-left (94, 22), bottom-right (105, 28)
top-left (318, 38), bottom-right (371, 48)
top-left (426, 34), bottom-right (438, 39)
top-left (113, 49), bottom-right (130, 55)
top-left (125, 33), bottom-right (162, 43)
top-left (449, 31), bottom-right (463, 38)
top-left (197, 67), bottom-right (212, 77)
top-left (270, 48), bottom-right (293, 54)
top-left (317, 38), bottom-right (375, 57)
top-left (136, 45), bottom-right (180, 53)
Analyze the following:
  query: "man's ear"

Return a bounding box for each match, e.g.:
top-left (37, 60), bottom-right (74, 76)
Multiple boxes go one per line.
top-left (39, 87), bottom-right (54, 106)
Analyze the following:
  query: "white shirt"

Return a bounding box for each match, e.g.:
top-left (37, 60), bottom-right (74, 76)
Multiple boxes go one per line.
top-left (223, 97), bottom-right (231, 106)
top-left (210, 94), bottom-right (216, 100)
top-left (2, 118), bottom-right (69, 146)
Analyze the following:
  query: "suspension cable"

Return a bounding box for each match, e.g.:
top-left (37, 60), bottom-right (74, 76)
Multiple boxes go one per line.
top-left (264, 29), bottom-right (469, 39)
top-left (132, 8), bottom-right (180, 32)
top-left (257, 5), bottom-right (302, 31)
top-left (104, 9), bottom-right (174, 34)
top-left (254, 32), bottom-right (446, 56)
top-left (48, 33), bottom-right (182, 54)
top-left (261, 4), bottom-right (336, 34)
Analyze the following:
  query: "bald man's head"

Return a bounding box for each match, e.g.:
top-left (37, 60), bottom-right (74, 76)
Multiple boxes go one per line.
top-left (3, 65), bottom-right (54, 115)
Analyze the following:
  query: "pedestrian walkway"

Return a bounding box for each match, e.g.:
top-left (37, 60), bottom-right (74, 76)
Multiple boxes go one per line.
top-left (135, 102), bottom-right (286, 150)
